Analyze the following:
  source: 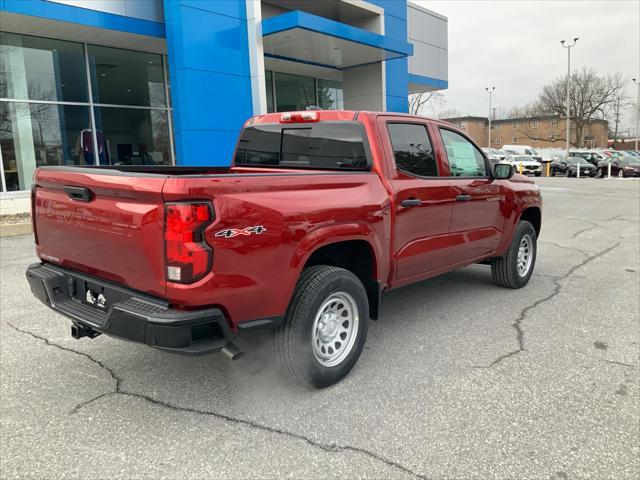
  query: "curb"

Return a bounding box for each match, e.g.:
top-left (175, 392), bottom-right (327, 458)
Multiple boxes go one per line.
top-left (0, 222), bottom-right (32, 238)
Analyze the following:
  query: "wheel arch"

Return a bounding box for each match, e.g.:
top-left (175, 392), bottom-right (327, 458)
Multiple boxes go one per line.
top-left (519, 206), bottom-right (542, 237)
top-left (290, 228), bottom-right (383, 320)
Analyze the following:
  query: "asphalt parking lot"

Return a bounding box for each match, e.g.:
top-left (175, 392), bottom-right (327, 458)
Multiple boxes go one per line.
top-left (1, 177), bottom-right (638, 480)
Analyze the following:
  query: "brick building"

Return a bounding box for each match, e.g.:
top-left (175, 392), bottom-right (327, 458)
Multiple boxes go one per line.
top-left (443, 115), bottom-right (609, 149)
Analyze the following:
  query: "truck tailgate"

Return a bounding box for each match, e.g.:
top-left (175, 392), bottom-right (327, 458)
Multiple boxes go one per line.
top-left (33, 168), bottom-right (168, 297)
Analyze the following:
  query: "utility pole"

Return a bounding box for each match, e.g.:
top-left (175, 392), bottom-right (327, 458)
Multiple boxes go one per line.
top-left (485, 86), bottom-right (495, 148)
top-left (561, 37), bottom-right (579, 159)
top-left (633, 78), bottom-right (639, 150)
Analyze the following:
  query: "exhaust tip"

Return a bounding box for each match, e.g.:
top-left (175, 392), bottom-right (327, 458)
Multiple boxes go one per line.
top-left (221, 343), bottom-right (243, 360)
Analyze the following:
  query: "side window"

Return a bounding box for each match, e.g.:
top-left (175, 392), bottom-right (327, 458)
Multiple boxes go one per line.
top-left (387, 123), bottom-right (438, 177)
top-left (439, 128), bottom-right (487, 177)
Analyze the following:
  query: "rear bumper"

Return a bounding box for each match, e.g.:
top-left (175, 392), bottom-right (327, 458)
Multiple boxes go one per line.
top-left (26, 263), bottom-right (234, 355)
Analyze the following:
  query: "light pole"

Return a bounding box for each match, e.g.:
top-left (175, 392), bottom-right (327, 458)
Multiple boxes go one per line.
top-left (561, 37), bottom-right (578, 159)
top-left (485, 86), bottom-right (495, 148)
top-left (632, 78), bottom-right (639, 150)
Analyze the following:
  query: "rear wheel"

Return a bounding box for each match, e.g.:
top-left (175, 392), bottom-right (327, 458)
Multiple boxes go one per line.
top-left (273, 266), bottom-right (369, 388)
top-left (491, 221), bottom-right (537, 289)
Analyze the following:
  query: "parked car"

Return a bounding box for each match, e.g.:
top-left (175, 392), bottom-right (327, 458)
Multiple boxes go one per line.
top-left (482, 148), bottom-right (507, 163)
top-left (501, 145), bottom-right (543, 162)
top-left (26, 110), bottom-right (542, 388)
top-left (538, 148), bottom-right (565, 164)
top-left (510, 154), bottom-right (543, 176)
top-left (565, 157), bottom-right (596, 177)
top-left (549, 158), bottom-right (569, 176)
top-left (569, 150), bottom-right (600, 166)
top-left (596, 156), bottom-right (640, 178)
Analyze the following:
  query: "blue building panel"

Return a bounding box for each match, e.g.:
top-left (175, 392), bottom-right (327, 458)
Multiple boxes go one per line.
top-left (165, 4), bottom-right (251, 76)
top-left (262, 11), bottom-right (413, 58)
top-left (163, 0), bottom-right (254, 166)
top-left (1, 0), bottom-right (166, 37)
top-left (168, 0), bottom-right (247, 19)
top-left (171, 68), bottom-right (253, 132)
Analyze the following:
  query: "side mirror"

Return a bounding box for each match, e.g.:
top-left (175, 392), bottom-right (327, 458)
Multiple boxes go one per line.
top-left (494, 162), bottom-right (514, 180)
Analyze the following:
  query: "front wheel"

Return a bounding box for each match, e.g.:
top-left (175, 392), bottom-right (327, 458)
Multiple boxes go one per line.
top-left (273, 266), bottom-right (369, 388)
top-left (597, 168), bottom-right (604, 178)
top-left (491, 220), bottom-right (537, 289)
top-left (618, 170), bottom-right (624, 178)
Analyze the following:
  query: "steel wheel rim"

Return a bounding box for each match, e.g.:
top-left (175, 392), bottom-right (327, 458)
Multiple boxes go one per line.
top-left (517, 234), bottom-right (534, 277)
top-left (312, 292), bottom-right (359, 367)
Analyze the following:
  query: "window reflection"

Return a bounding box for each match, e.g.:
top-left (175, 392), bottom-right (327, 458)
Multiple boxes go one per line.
top-left (0, 102), bottom-right (90, 191)
top-left (88, 45), bottom-right (165, 107)
top-left (94, 107), bottom-right (171, 166)
top-left (317, 79), bottom-right (344, 110)
top-left (0, 32), bottom-right (88, 103)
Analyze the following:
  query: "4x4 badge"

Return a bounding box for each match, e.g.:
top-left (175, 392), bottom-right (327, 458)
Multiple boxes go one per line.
top-left (215, 226), bottom-right (266, 239)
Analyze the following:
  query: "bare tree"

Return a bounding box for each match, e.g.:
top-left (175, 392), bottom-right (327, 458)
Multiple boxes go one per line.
top-left (438, 108), bottom-right (461, 120)
top-left (538, 67), bottom-right (623, 147)
top-left (606, 92), bottom-right (630, 144)
top-left (408, 91), bottom-right (443, 115)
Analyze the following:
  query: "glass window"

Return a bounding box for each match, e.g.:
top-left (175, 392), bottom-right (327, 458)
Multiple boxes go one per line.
top-left (439, 128), bottom-right (487, 177)
top-left (94, 107), bottom-right (171, 165)
top-left (235, 124), bottom-right (281, 165)
top-left (0, 32), bottom-right (88, 102)
top-left (235, 122), bottom-right (368, 170)
top-left (317, 79), bottom-right (344, 110)
top-left (387, 123), bottom-right (438, 177)
top-left (1, 102), bottom-right (91, 191)
top-left (274, 72), bottom-right (315, 112)
top-left (265, 70), bottom-right (274, 113)
top-left (88, 45), bottom-right (165, 107)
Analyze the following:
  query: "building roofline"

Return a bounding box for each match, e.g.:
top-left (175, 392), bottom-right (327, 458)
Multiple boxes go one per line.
top-left (442, 116), bottom-right (488, 122)
top-left (442, 114), bottom-right (609, 125)
top-left (492, 115), bottom-right (608, 124)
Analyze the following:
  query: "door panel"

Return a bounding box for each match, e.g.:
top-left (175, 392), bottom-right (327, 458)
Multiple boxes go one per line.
top-left (394, 177), bottom-right (456, 278)
top-left (378, 117), bottom-right (457, 281)
top-left (448, 178), bottom-right (503, 261)
top-left (435, 126), bottom-right (504, 263)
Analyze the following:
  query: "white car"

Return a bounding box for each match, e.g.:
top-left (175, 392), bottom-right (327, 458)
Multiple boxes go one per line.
top-left (510, 155), bottom-right (542, 176)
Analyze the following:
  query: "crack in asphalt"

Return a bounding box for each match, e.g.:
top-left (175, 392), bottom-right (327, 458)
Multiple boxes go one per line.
top-left (599, 358), bottom-right (636, 368)
top-left (478, 242), bottom-right (621, 368)
top-left (572, 224), bottom-right (600, 239)
top-left (539, 240), bottom-right (590, 257)
top-left (5, 322), bottom-right (429, 480)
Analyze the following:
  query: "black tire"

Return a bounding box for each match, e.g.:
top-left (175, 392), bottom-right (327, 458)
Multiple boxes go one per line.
top-left (535, 172), bottom-right (541, 177)
top-left (596, 168), bottom-right (603, 178)
top-left (273, 265), bottom-right (369, 388)
top-left (491, 220), bottom-right (537, 289)
top-left (550, 167), bottom-right (555, 176)
top-left (618, 170), bottom-right (624, 178)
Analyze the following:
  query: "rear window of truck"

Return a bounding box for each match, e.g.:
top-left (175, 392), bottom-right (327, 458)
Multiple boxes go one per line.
top-left (235, 122), bottom-right (370, 171)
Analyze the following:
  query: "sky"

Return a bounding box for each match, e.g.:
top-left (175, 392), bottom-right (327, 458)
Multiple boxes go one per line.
top-left (415, 0), bottom-right (640, 133)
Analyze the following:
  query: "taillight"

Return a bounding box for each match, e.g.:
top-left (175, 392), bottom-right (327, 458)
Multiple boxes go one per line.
top-left (164, 202), bottom-right (213, 283)
top-left (279, 111), bottom-right (319, 123)
top-left (31, 183), bottom-right (38, 245)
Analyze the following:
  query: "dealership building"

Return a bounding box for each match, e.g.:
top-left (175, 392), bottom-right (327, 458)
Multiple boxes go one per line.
top-left (0, 0), bottom-right (448, 212)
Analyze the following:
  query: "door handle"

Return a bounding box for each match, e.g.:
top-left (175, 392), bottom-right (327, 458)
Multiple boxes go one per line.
top-left (401, 198), bottom-right (422, 207)
top-left (456, 194), bottom-right (471, 202)
top-left (64, 185), bottom-right (93, 202)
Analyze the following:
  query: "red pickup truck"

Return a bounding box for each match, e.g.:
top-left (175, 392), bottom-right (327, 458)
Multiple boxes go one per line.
top-left (26, 110), bottom-right (542, 387)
